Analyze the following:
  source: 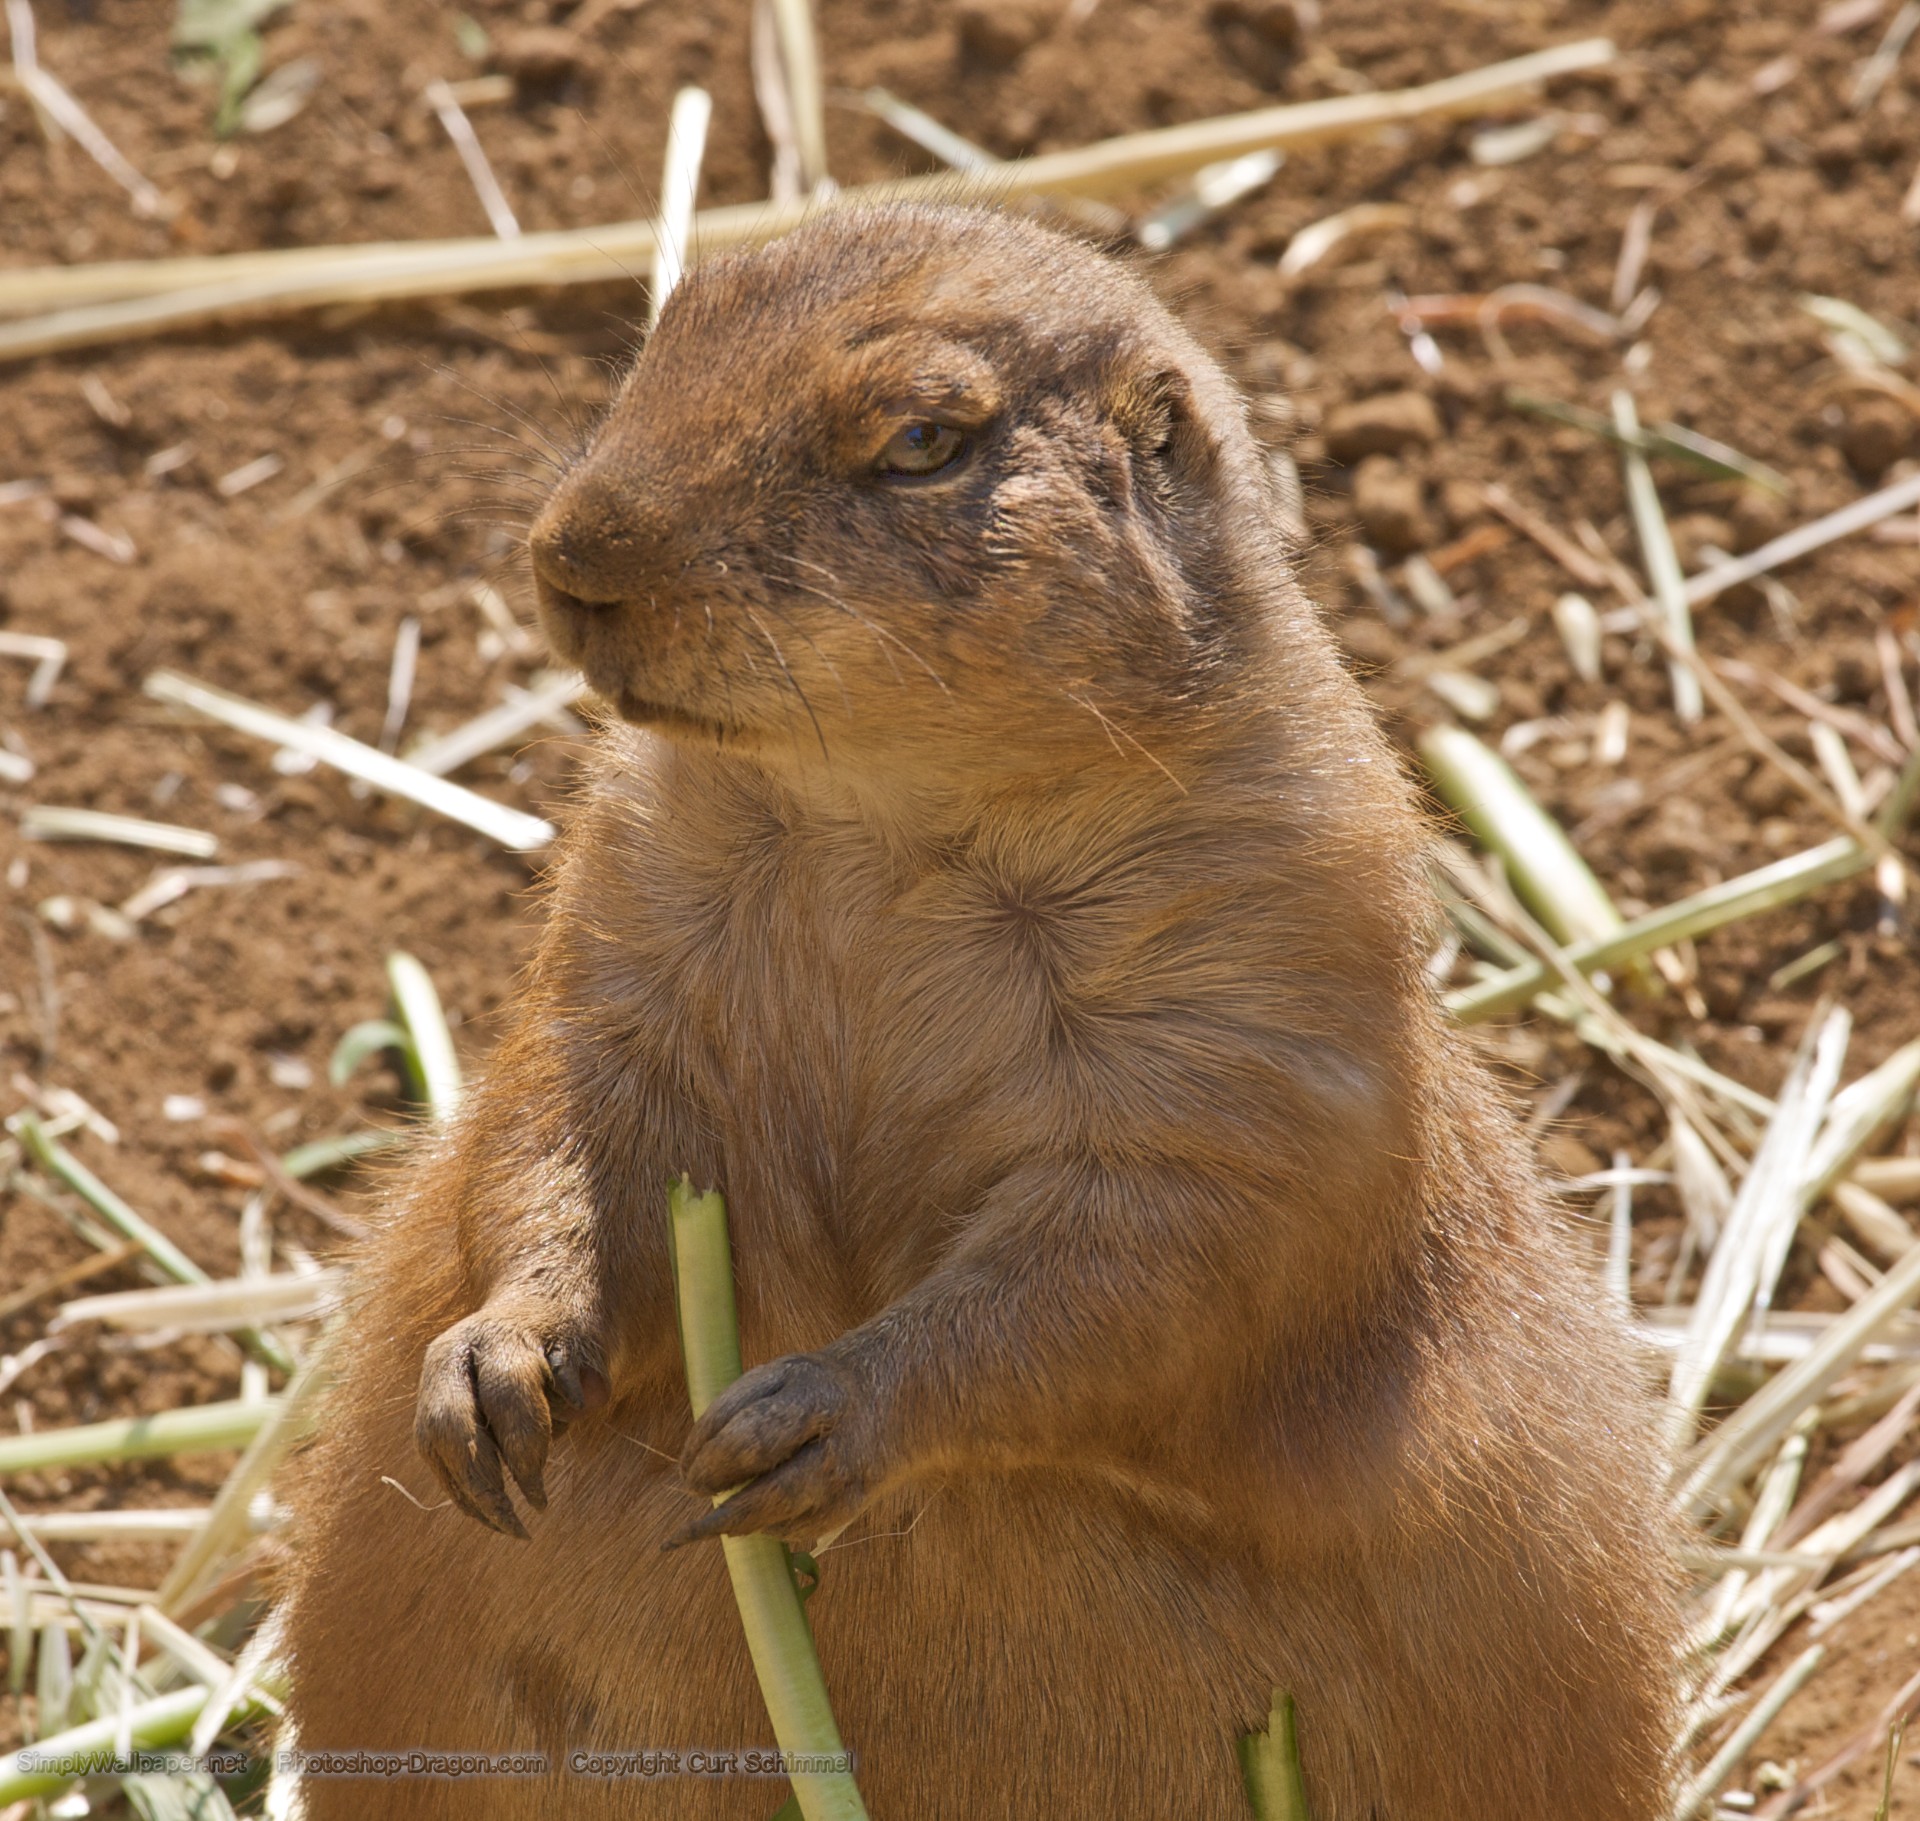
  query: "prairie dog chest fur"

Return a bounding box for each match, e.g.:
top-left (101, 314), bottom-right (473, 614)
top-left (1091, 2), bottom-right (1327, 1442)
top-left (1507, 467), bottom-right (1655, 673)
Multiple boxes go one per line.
top-left (561, 715), bottom-right (1418, 1329)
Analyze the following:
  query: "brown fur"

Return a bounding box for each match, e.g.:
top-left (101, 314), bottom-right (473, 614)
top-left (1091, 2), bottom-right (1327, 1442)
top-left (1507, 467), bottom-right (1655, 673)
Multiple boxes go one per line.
top-left (277, 203), bottom-right (1678, 1818)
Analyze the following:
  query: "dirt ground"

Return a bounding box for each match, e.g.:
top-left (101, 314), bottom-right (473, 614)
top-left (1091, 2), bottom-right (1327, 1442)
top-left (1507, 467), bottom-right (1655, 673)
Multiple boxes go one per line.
top-left (2, 0), bottom-right (1919, 1809)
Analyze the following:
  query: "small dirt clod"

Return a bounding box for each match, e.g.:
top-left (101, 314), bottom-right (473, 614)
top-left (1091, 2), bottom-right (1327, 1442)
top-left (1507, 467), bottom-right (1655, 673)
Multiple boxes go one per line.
top-left (1351, 455), bottom-right (1432, 553)
top-left (1323, 391), bottom-right (1444, 464)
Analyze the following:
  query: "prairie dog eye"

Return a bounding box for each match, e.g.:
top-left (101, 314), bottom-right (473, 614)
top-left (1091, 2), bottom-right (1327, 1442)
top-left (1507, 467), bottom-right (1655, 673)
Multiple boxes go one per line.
top-left (876, 420), bottom-right (968, 478)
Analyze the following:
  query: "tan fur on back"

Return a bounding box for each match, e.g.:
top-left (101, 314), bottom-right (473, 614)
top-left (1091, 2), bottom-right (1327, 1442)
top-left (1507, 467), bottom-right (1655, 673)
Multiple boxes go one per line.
top-left (277, 204), bottom-right (1678, 1819)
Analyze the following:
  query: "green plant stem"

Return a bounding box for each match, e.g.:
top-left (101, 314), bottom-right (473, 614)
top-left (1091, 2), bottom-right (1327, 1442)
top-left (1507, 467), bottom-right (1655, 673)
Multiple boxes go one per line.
top-left (16, 1115), bottom-right (207, 1290)
top-left (1239, 1689), bottom-right (1313, 1819)
top-left (1419, 725), bottom-right (1624, 947)
top-left (1450, 735), bottom-right (1920, 1023)
top-left (1502, 389), bottom-right (1790, 493)
top-left (1447, 836), bottom-right (1867, 1022)
top-left (280, 1128), bottom-right (397, 1180)
top-left (0, 1400), bottom-right (275, 1476)
top-left (0, 1678), bottom-right (281, 1803)
top-left (387, 951), bottom-right (463, 1123)
top-left (666, 1179), bottom-right (868, 1821)
top-left (15, 1115), bottom-right (295, 1375)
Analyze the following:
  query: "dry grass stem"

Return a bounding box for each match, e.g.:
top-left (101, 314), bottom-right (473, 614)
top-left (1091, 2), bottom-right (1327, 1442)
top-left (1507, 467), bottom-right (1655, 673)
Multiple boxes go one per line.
top-left (753, 0), bottom-right (829, 200)
top-left (1276, 201), bottom-right (1411, 276)
top-left (1721, 657), bottom-right (1907, 767)
top-left (18, 806), bottom-right (218, 858)
top-left (405, 674), bottom-right (588, 776)
top-left (1833, 1180), bottom-right (1919, 1259)
top-left (189, 1617), bottom-right (286, 1758)
top-left (1852, 0), bottom-right (1920, 108)
top-left (137, 1603), bottom-right (235, 1689)
top-left (1805, 1041), bottom-right (1920, 1204)
top-left (2, 1510), bottom-right (214, 1542)
top-left (650, 86), bottom-right (714, 329)
top-left (1640, 1305), bottom-right (1920, 1367)
top-left (1474, 481), bottom-right (1614, 588)
top-left (1676, 1644), bottom-right (1826, 1817)
top-left (1667, 1008), bottom-right (1851, 1443)
top-left (1614, 390), bottom-right (1703, 722)
top-left (382, 615), bottom-right (422, 753)
top-left (0, 1241), bottom-right (145, 1325)
top-left (144, 668), bottom-right (555, 849)
top-left (1695, 1428), bottom-right (1810, 1648)
top-left (1447, 835), bottom-right (1872, 1023)
top-left (1687, 470), bottom-right (1920, 606)
top-left (155, 1362), bottom-right (324, 1617)
top-left (1637, 601), bottom-right (1894, 858)
top-left (54, 1272), bottom-right (340, 1333)
top-left (119, 859), bottom-right (299, 924)
top-left (1808, 1545), bottom-right (1920, 1635)
top-left (848, 86), bottom-right (992, 168)
top-left (214, 452), bottom-right (284, 498)
top-left (0, 629), bottom-right (67, 705)
top-left (1138, 149), bottom-right (1284, 252)
top-left (1857, 1158), bottom-right (1920, 1202)
top-left (0, 39), bottom-right (1616, 357)
top-left (424, 77), bottom-right (521, 239)
top-left (1676, 1243), bottom-right (1920, 1518)
top-left (4, 0), bottom-right (164, 218)
top-left (1778, 1381), bottom-right (1920, 1548)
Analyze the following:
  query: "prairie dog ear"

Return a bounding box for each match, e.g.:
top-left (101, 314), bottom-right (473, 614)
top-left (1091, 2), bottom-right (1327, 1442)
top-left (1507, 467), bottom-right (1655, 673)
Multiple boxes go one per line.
top-left (1107, 366), bottom-right (1214, 496)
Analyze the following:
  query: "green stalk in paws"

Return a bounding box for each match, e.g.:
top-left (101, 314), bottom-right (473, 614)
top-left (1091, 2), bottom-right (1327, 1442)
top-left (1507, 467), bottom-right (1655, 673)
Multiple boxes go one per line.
top-left (666, 1177), bottom-right (870, 1821)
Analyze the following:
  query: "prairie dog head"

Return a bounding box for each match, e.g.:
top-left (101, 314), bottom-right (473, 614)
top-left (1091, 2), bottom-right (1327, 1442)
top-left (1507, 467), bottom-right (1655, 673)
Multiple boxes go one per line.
top-left (528, 203), bottom-right (1279, 786)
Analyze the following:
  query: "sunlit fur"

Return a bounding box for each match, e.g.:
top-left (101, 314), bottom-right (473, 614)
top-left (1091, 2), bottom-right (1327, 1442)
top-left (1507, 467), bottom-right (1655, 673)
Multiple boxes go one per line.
top-left (277, 204), bottom-right (1678, 1819)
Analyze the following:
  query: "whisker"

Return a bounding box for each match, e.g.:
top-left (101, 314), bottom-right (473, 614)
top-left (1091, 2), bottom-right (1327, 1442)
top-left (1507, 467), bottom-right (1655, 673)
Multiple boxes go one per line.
top-left (756, 556), bottom-right (951, 697)
top-left (489, 309), bottom-right (601, 452)
top-left (421, 360), bottom-right (580, 472)
top-left (423, 415), bottom-right (567, 475)
top-left (742, 604), bottom-right (829, 762)
top-left (434, 476), bottom-right (553, 502)
top-left (570, 102), bottom-right (663, 234)
top-left (747, 592), bottom-right (852, 715)
top-left (1065, 688), bottom-right (1188, 795)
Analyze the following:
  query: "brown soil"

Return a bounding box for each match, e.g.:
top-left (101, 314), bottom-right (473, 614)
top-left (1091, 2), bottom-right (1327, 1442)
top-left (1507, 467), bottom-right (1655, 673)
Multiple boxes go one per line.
top-left (2, 0), bottom-right (1918, 1808)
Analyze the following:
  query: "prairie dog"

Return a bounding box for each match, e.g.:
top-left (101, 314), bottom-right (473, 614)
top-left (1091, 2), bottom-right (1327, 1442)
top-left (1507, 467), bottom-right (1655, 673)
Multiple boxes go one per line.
top-left (277, 203), bottom-right (1677, 1819)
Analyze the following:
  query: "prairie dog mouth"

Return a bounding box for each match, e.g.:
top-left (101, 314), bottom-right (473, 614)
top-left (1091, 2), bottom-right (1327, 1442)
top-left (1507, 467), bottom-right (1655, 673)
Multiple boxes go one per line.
top-left (612, 687), bottom-right (736, 743)
top-left (530, 584), bottom-right (727, 738)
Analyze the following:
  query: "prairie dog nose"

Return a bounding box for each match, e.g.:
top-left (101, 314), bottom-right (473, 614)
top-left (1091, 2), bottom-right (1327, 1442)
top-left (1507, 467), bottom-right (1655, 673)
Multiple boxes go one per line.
top-left (528, 469), bottom-right (674, 607)
top-left (528, 509), bottom-right (626, 609)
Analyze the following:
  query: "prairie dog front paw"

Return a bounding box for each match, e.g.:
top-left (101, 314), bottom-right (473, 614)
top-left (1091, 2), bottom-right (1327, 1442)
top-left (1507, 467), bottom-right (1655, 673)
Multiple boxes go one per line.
top-left (415, 1304), bottom-right (609, 1537)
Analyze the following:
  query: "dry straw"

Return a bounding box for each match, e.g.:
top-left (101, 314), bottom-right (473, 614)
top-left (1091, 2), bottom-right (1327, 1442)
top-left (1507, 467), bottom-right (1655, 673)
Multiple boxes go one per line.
top-left (0, 40), bottom-right (1616, 358)
top-left (144, 669), bottom-right (555, 850)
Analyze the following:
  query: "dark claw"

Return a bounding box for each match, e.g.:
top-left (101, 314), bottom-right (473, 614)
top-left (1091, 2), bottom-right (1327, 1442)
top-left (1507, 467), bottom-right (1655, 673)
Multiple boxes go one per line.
top-left (415, 1309), bottom-right (608, 1536)
top-left (681, 1356), bottom-right (843, 1497)
top-left (672, 1352), bottom-right (874, 1549)
top-left (662, 1445), bottom-right (829, 1551)
top-left (546, 1345), bottom-right (612, 1416)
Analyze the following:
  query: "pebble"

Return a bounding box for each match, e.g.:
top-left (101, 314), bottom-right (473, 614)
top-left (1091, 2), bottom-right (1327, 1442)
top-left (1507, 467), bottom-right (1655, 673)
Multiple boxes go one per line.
top-left (1351, 456), bottom-right (1431, 554)
top-left (1322, 390), bottom-right (1442, 464)
top-left (956, 0), bottom-right (1048, 65)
